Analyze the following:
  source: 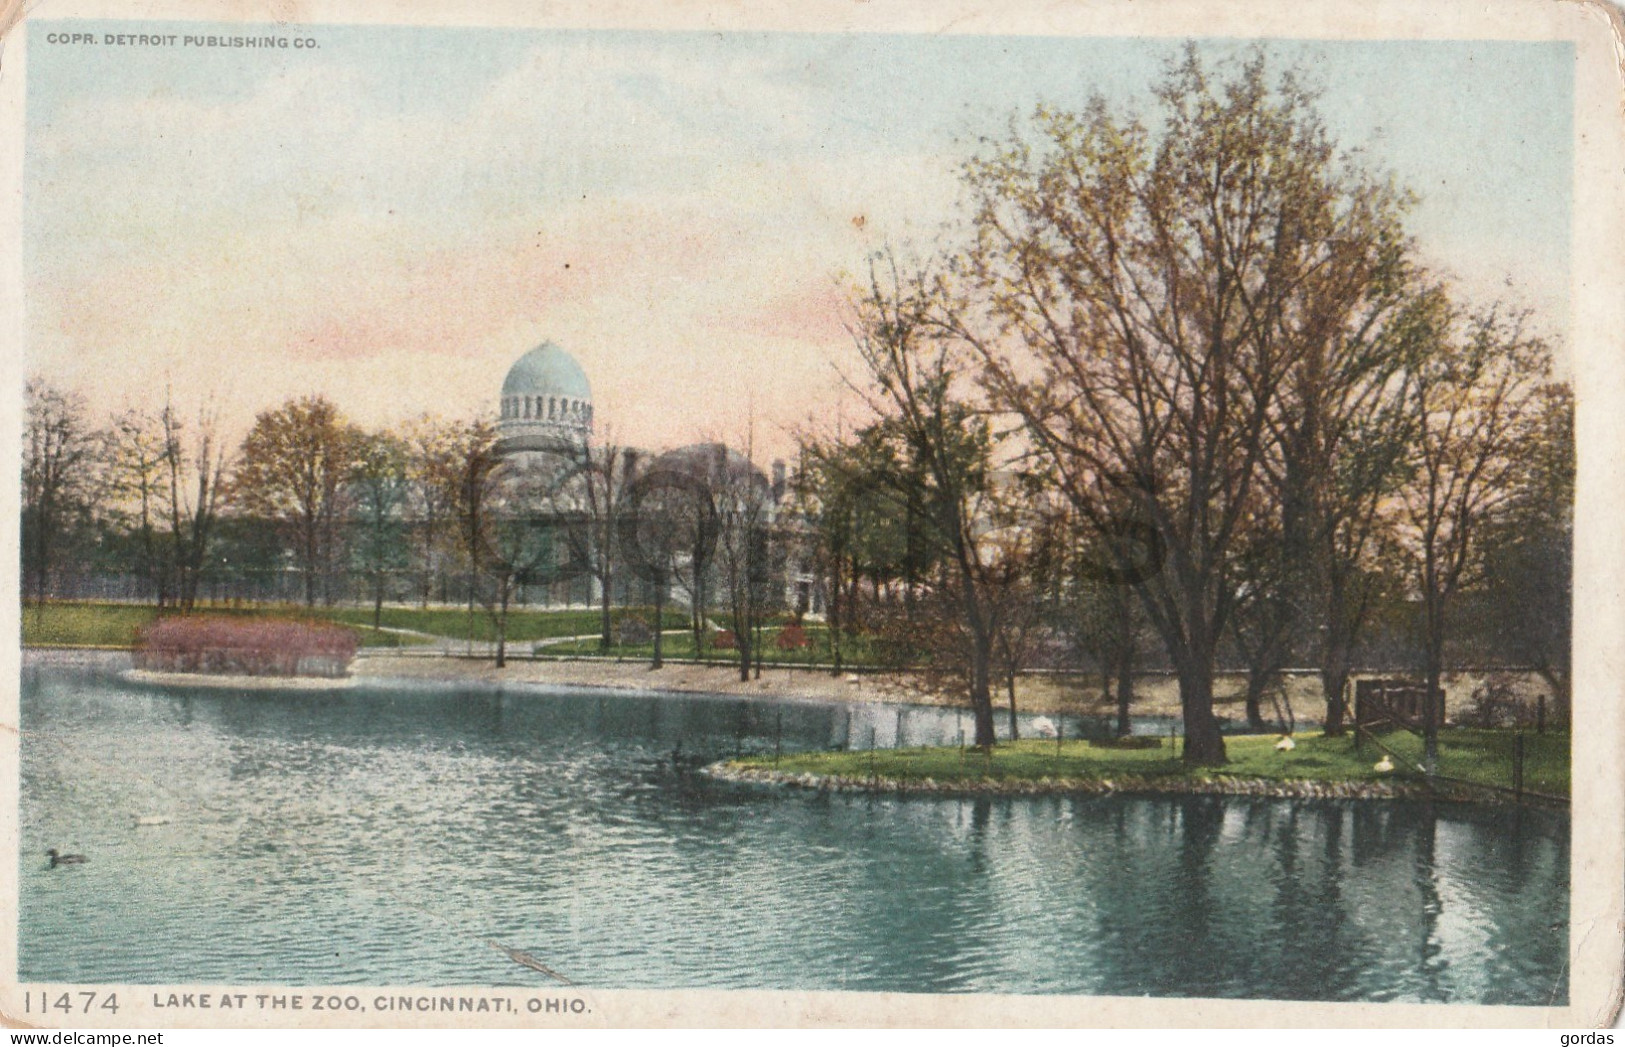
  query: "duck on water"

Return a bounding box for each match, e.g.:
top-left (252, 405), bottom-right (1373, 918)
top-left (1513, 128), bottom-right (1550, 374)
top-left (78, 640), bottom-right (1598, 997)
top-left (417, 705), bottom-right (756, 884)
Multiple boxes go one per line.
top-left (46, 849), bottom-right (87, 868)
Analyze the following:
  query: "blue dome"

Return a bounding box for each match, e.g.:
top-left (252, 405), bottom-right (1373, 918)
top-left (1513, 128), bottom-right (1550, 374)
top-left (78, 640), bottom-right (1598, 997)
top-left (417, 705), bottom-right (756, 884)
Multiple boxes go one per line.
top-left (501, 342), bottom-right (591, 401)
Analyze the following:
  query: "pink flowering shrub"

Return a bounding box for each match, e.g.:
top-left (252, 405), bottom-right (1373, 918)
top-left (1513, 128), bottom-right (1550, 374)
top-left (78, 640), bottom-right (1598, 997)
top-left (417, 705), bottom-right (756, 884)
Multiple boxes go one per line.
top-left (134, 616), bottom-right (358, 678)
top-left (775, 624), bottom-right (810, 651)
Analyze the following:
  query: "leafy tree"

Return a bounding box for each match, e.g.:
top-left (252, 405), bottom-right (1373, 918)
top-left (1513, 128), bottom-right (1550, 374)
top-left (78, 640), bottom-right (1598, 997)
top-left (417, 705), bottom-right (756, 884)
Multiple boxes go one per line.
top-left (401, 414), bottom-right (464, 607)
top-left (845, 253), bottom-right (1007, 748)
top-left (348, 429), bottom-right (411, 629)
top-left (1469, 383), bottom-right (1573, 719)
top-left (446, 419), bottom-right (502, 648)
top-left (234, 395), bottom-right (360, 607)
top-left (959, 49), bottom-right (1415, 764)
top-left (1050, 515), bottom-right (1150, 738)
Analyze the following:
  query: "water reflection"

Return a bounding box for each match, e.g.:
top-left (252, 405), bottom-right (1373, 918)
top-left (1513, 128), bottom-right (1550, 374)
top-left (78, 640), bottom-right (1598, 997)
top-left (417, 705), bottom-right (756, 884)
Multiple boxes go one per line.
top-left (19, 664), bottom-right (1568, 1001)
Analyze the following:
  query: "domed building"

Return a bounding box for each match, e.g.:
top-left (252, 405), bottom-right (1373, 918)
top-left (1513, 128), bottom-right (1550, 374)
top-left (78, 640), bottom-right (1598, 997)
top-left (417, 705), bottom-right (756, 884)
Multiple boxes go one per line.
top-left (497, 341), bottom-right (592, 456)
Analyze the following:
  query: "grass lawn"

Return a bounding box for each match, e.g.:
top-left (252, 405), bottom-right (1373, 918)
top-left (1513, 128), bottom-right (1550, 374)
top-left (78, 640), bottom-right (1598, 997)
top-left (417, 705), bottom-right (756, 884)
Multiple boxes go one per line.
top-left (21, 602), bottom-right (162, 647)
top-left (546, 623), bottom-right (896, 666)
top-left (22, 601), bottom-right (427, 649)
top-left (318, 605), bottom-right (686, 643)
top-left (743, 728), bottom-right (1569, 797)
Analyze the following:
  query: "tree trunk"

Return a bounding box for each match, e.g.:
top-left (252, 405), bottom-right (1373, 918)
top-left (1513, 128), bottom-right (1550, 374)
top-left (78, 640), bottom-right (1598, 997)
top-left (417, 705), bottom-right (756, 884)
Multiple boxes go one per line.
top-left (1422, 586), bottom-right (1445, 770)
top-left (1321, 656), bottom-right (1352, 738)
top-left (1243, 669), bottom-right (1269, 732)
top-left (828, 555), bottom-right (843, 675)
top-left (304, 527), bottom-right (317, 608)
top-left (1177, 660), bottom-right (1227, 766)
top-left (495, 580), bottom-right (509, 668)
top-left (599, 565), bottom-right (613, 652)
top-left (373, 573), bottom-right (385, 631)
top-left (652, 577), bottom-right (665, 670)
top-left (1114, 641), bottom-right (1134, 738)
top-left (1423, 638), bottom-right (1444, 772)
top-left (969, 626), bottom-right (996, 749)
top-left (1006, 671), bottom-right (1019, 740)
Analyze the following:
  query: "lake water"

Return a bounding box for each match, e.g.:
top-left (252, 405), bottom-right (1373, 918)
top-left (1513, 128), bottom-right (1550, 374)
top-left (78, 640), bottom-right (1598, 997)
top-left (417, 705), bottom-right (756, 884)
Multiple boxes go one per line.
top-left (19, 660), bottom-right (1569, 1003)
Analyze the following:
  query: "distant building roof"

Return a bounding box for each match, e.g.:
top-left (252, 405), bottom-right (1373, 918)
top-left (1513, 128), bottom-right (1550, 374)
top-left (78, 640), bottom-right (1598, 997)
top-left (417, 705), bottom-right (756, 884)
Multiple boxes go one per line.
top-left (501, 342), bottom-right (591, 401)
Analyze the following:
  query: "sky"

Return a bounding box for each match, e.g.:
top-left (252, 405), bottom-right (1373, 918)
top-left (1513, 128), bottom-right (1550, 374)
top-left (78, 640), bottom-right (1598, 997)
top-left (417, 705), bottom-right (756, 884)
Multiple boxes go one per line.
top-left (23, 23), bottom-right (1573, 460)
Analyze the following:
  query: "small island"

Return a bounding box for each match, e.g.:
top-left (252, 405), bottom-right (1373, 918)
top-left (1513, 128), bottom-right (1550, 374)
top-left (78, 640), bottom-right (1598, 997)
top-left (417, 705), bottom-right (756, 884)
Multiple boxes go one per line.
top-left (127, 615), bottom-right (358, 689)
top-left (707, 729), bottom-right (1570, 807)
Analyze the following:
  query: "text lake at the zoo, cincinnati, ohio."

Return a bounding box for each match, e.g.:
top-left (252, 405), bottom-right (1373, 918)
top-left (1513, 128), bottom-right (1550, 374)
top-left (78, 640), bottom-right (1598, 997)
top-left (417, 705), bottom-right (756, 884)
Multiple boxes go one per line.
top-left (19, 657), bottom-right (1569, 1004)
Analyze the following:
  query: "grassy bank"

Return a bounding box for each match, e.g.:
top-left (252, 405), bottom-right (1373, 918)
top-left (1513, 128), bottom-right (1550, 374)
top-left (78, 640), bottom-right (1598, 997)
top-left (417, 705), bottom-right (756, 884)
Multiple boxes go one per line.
top-left (21, 601), bottom-right (424, 649)
top-left (544, 623), bottom-right (894, 666)
top-left (319, 605), bottom-right (687, 643)
top-left (733, 729), bottom-right (1569, 798)
top-left (19, 601), bottom-right (703, 651)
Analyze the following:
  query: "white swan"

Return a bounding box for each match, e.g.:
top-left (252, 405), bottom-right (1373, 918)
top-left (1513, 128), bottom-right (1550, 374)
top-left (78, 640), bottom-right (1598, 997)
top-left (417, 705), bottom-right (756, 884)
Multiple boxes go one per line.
top-left (1274, 736), bottom-right (1296, 752)
top-left (1374, 755), bottom-right (1395, 773)
top-left (1032, 716), bottom-right (1058, 739)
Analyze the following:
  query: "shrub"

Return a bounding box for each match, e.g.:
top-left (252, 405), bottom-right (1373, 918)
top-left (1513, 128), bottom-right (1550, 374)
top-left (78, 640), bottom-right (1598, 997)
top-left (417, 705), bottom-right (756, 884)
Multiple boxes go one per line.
top-left (712, 629), bottom-right (737, 650)
top-left (775, 624), bottom-right (810, 651)
top-left (1460, 673), bottom-right (1531, 728)
top-left (615, 616), bottom-right (652, 646)
top-left (133, 616), bottom-right (357, 678)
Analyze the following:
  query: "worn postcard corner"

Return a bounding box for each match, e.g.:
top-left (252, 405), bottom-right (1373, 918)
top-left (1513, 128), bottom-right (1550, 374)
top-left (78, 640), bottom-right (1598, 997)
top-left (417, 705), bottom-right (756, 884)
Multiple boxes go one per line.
top-left (0, 0), bottom-right (1621, 1030)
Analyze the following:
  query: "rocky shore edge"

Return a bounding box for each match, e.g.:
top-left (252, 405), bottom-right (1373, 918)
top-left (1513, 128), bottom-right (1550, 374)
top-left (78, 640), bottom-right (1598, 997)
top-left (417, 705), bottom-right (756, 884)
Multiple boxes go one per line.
top-left (702, 761), bottom-right (1550, 807)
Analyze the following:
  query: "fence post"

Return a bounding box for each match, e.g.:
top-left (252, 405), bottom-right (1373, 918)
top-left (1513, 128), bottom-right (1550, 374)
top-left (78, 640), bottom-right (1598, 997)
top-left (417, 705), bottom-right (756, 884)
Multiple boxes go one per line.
top-left (775, 710), bottom-right (782, 767)
top-left (844, 709), bottom-right (852, 752)
top-left (1537, 695), bottom-right (1546, 735)
top-left (869, 727), bottom-right (877, 781)
top-left (896, 708), bottom-right (905, 750)
top-left (1057, 718), bottom-right (1064, 755)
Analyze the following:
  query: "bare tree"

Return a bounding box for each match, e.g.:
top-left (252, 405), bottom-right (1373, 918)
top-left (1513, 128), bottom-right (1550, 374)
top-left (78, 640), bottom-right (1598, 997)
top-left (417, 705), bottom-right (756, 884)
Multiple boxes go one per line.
top-left (160, 393), bottom-right (229, 612)
top-left (22, 378), bottom-right (103, 606)
top-left (105, 408), bottom-right (174, 605)
top-left (448, 419), bottom-right (501, 649)
top-left (564, 436), bottom-right (638, 652)
top-left (710, 439), bottom-right (776, 682)
top-left (617, 456), bottom-right (716, 670)
top-left (1397, 299), bottom-right (1552, 767)
top-left (480, 454), bottom-right (578, 667)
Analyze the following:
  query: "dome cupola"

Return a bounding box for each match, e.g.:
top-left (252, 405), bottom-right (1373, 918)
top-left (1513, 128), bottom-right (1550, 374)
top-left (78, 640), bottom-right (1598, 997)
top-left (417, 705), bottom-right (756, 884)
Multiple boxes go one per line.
top-left (497, 341), bottom-right (592, 454)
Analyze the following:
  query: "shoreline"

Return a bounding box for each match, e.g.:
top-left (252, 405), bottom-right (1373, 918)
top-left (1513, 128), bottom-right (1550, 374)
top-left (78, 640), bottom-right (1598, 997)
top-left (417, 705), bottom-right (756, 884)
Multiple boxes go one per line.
top-left (702, 761), bottom-right (1565, 809)
top-left (21, 648), bottom-right (1567, 808)
top-left (123, 668), bottom-right (357, 691)
top-left (347, 652), bottom-right (1211, 718)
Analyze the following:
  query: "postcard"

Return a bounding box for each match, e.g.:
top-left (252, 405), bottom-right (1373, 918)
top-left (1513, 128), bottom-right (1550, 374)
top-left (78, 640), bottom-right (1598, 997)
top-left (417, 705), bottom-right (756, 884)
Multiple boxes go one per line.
top-left (2, 0), bottom-right (1621, 1029)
